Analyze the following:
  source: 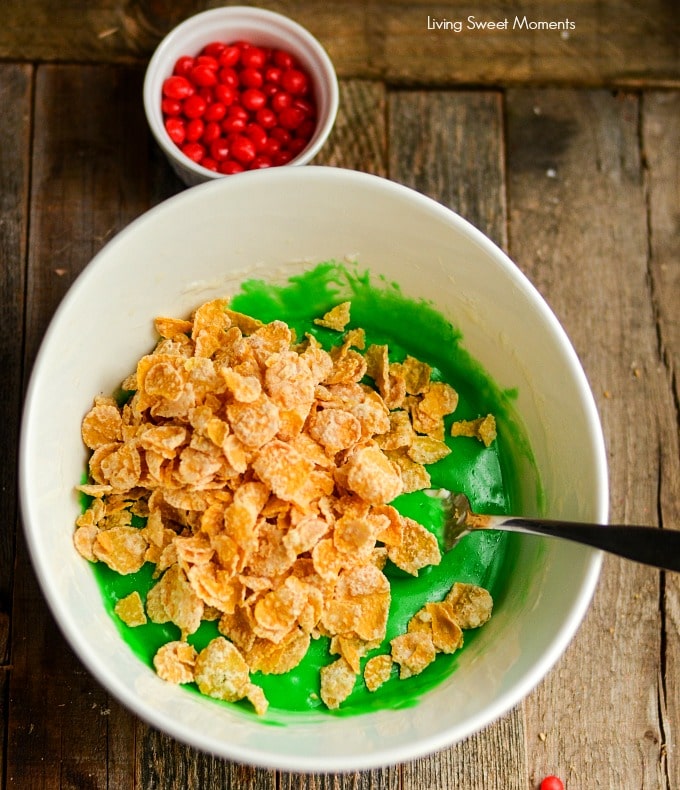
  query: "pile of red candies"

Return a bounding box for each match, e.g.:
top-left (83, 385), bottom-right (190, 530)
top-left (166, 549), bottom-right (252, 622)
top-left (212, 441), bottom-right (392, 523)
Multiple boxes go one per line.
top-left (161, 40), bottom-right (318, 174)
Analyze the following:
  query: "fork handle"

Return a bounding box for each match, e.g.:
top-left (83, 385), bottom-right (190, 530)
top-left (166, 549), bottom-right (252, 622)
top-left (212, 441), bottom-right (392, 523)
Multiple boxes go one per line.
top-left (490, 517), bottom-right (680, 572)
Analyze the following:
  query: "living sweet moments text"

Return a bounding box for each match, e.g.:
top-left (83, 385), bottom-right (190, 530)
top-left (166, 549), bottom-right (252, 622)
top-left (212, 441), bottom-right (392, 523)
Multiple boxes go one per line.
top-left (426, 15), bottom-right (576, 33)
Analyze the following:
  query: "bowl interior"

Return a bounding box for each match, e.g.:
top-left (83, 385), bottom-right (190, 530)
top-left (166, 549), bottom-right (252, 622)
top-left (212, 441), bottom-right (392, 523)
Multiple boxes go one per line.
top-left (143, 6), bottom-right (338, 186)
top-left (20, 167), bottom-right (607, 771)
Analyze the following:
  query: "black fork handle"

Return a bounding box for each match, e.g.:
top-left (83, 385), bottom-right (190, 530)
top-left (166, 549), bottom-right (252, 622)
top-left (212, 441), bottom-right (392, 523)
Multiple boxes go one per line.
top-left (499, 518), bottom-right (680, 572)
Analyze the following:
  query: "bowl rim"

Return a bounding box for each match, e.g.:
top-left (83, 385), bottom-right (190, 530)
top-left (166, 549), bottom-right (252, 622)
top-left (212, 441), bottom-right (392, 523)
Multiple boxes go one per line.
top-left (19, 166), bottom-right (608, 771)
top-left (142, 5), bottom-right (339, 182)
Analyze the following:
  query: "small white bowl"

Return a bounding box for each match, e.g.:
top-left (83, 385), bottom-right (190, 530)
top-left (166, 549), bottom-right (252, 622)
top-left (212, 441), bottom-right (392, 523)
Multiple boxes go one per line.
top-left (20, 167), bottom-right (608, 772)
top-left (143, 6), bottom-right (339, 187)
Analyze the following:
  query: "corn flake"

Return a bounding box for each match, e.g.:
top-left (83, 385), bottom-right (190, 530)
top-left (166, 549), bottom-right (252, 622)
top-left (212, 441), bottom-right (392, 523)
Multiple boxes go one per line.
top-left (92, 526), bottom-right (147, 575)
top-left (153, 640), bottom-right (197, 684)
top-left (445, 582), bottom-right (494, 629)
top-left (343, 444), bottom-right (403, 505)
top-left (73, 524), bottom-right (99, 562)
top-left (407, 435), bottom-right (451, 465)
top-left (386, 516), bottom-right (441, 576)
top-left (252, 439), bottom-right (314, 505)
top-left (226, 394), bottom-right (281, 449)
top-left (390, 630), bottom-right (436, 679)
top-left (194, 637), bottom-right (251, 703)
top-left (309, 408), bottom-right (362, 455)
top-left (451, 414), bottom-right (497, 447)
top-left (81, 397), bottom-right (123, 449)
top-left (114, 591), bottom-right (147, 627)
top-left (320, 657), bottom-right (357, 709)
top-left (146, 563), bottom-right (204, 638)
top-left (409, 601), bottom-right (463, 654)
top-left (313, 301), bottom-right (351, 331)
top-left (246, 628), bottom-right (311, 675)
top-left (364, 654), bottom-right (393, 692)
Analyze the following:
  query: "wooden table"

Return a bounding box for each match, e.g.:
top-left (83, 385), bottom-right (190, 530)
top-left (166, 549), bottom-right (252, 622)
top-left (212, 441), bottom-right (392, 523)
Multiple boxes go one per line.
top-left (2, 2), bottom-right (678, 787)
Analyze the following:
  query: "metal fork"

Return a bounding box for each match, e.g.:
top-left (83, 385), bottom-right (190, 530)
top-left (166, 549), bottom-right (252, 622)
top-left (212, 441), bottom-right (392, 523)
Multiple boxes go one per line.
top-left (431, 489), bottom-right (680, 572)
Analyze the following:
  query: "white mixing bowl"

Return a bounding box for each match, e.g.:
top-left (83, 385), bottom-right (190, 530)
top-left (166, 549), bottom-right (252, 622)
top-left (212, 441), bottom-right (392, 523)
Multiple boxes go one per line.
top-left (20, 166), bottom-right (607, 772)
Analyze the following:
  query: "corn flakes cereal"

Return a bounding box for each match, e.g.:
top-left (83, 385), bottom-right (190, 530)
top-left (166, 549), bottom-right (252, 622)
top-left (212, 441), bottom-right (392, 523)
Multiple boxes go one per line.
top-left (451, 414), bottom-right (497, 447)
top-left (407, 435), bottom-right (451, 465)
top-left (246, 628), bottom-right (311, 674)
top-left (73, 523), bottom-right (99, 562)
top-left (396, 355), bottom-right (432, 396)
top-left (226, 395), bottom-right (281, 448)
top-left (320, 657), bottom-right (357, 709)
top-left (153, 640), bottom-right (197, 684)
top-left (386, 516), bottom-right (441, 576)
top-left (191, 298), bottom-right (232, 358)
top-left (390, 630), bottom-right (437, 679)
top-left (375, 409), bottom-right (415, 452)
top-left (194, 637), bottom-right (251, 703)
top-left (146, 563), bottom-right (204, 638)
top-left (252, 439), bottom-right (315, 505)
top-left (363, 654), bottom-right (393, 692)
top-left (221, 367), bottom-right (262, 403)
top-left (325, 346), bottom-right (367, 386)
top-left (408, 601), bottom-right (463, 654)
top-left (386, 451), bottom-right (430, 493)
top-left (445, 582), bottom-right (494, 629)
top-left (364, 344), bottom-right (405, 409)
top-left (114, 591), bottom-right (147, 627)
top-left (322, 564), bottom-right (390, 642)
top-left (75, 294), bottom-right (498, 714)
top-left (313, 301), bottom-right (351, 332)
top-left (283, 515), bottom-right (329, 556)
top-left (343, 444), bottom-right (403, 505)
top-left (92, 526), bottom-right (147, 575)
top-left (245, 683), bottom-right (269, 716)
top-left (330, 634), bottom-right (368, 674)
top-left (309, 408), bottom-right (362, 455)
top-left (154, 316), bottom-right (193, 340)
top-left (81, 397), bottom-right (123, 449)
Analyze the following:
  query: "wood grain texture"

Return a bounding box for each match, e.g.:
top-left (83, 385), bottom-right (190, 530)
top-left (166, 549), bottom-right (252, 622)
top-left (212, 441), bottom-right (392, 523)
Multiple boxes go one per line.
top-left (401, 708), bottom-right (526, 789)
top-left (0, 58), bottom-right (31, 642)
top-left (0, 1), bottom-right (678, 88)
top-left (7, 63), bottom-right (165, 789)
top-left (0, 61), bottom-right (31, 787)
top-left (506, 88), bottom-right (673, 789)
top-left (314, 80), bottom-right (388, 176)
top-left (643, 90), bottom-right (680, 790)
top-left (279, 769), bottom-right (399, 789)
top-left (137, 725), bottom-right (276, 789)
top-left (387, 90), bottom-right (506, 246)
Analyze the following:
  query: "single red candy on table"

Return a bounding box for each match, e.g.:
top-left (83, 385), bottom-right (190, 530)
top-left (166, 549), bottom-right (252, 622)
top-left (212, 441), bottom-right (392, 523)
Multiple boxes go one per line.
top-left (539, 776), bottom-right (564, 790)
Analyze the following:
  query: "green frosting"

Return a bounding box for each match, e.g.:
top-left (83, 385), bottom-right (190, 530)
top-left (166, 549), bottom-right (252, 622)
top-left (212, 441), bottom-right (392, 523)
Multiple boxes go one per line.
top-left (90, 261), bottom-right (539, 720)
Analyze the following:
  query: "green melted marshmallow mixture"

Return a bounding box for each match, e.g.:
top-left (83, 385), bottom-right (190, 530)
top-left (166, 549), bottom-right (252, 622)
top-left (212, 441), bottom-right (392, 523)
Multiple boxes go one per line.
top-left (88, 261), bottom-right (538, 719)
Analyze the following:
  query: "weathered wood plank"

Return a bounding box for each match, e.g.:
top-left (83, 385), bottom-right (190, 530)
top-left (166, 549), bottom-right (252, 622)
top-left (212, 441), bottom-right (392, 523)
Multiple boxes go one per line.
top-left (278, 769), bottom-right (400, 790)
top-left (313, 79), bottom-right (388, 176)
top-left (137, 726), bottom-right (276, 789)
top-left (401, 709), bottom-right (526, 789)
top-left (8, 63), bottom-right (164, 789)
top-left (506, 88), bottom-right (671, 788)
top-left (22, 64), bottom-right (162, 356)
top-left (387, 90), bottom-right (506, 247)
top-left (0, 1), bottom-right (678, 88)
top-left (0, 62), bottom-right (32, 776)
top-left (643, 90), bottom-right (680, 790)
top-left (387, 89), bottom-right (527, 787)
